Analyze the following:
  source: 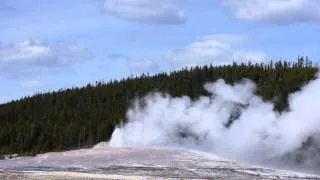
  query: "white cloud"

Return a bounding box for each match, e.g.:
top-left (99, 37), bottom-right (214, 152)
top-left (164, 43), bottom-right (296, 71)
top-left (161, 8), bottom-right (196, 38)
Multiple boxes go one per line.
top-left (166, 34), bottom-right (265, 68)
top-left (0, 40), bottom-right (93, 78)
top-left (219, 0), bottom-right (320, 24)
top-left (113, 34), bottom-right (265, 72)
top-left (102, 0), bottom-right (185, 24)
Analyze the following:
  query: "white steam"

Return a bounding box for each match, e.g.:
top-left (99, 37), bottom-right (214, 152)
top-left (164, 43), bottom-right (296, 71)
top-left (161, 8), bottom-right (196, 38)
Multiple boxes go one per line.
top-left (109, 73), bottom-right (320, 172)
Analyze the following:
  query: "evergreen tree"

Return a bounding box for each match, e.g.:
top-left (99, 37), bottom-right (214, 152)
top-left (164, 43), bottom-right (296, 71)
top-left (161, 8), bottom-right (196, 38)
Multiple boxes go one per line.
top-left (0, 58), bottom-right (318, 157)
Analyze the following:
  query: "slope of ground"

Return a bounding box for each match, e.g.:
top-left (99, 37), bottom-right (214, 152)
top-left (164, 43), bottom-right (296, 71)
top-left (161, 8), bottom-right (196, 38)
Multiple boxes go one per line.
top-left (0, 144), bottom-right (319, 179)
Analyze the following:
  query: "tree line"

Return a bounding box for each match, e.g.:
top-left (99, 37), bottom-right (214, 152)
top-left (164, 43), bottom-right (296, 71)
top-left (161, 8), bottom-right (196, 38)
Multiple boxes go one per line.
top-left (0, 57), bottom-right (318, 157)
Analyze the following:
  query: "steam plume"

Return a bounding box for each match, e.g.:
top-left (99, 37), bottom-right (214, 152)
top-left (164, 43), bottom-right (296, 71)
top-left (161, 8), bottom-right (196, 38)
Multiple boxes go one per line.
top-left (109, 73), bottom-right (320, 173)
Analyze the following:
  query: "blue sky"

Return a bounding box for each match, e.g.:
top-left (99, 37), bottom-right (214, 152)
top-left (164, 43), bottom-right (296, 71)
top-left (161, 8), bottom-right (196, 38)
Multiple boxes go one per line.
top-left (1, 0), bottom-right (320, 103)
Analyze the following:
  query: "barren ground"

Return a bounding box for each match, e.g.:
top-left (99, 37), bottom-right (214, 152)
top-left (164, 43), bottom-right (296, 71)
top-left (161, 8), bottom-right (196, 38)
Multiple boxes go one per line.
top-left (0, 146), bottom-right (320, 179)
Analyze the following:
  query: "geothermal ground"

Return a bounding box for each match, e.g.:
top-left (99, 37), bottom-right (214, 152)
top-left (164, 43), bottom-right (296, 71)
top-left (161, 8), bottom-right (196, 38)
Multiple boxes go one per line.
top-left (0, 144), bottom-right (320, 180)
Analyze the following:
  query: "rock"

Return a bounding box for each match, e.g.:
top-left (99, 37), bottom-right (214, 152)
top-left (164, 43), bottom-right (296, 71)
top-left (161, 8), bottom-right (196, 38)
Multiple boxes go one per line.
top-left (4, 154), bottom-right (18, 160)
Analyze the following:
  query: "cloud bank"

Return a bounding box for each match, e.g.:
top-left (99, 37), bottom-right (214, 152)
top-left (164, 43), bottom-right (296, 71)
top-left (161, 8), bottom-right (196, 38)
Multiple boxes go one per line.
top-left (0, 40), bottom-right (93, 78)
top-left (220, 0), bottom-right (320, 24)
top-left (102, 0), bottom-right (185, 24)
top-left (116, 34), bottom-right (265, 73)
top-left (167, 34), bottom-right (265, 68)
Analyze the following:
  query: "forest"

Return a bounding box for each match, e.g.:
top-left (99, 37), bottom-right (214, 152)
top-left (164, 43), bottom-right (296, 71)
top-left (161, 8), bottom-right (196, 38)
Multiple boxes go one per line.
top-left (0, 57), bottom-right (318, 158)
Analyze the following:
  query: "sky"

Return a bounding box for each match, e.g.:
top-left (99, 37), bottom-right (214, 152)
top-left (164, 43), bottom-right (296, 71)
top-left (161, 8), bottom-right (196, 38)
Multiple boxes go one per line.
top-left (1, 0), bottom-right (320, 103)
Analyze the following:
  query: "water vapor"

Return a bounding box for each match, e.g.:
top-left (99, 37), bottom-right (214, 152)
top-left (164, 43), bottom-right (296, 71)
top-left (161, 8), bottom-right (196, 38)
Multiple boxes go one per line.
top-left (109, 73), bottom-right (320, 173)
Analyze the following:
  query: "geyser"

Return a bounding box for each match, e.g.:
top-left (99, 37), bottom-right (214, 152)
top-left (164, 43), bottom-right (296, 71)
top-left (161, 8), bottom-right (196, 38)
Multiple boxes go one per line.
top-left (109, 74), bottom-right (320, 173)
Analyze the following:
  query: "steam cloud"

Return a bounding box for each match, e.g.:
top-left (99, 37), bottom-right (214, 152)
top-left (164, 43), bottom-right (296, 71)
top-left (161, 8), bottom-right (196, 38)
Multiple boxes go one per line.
top-left (109, 73), bottom-right (320, 173)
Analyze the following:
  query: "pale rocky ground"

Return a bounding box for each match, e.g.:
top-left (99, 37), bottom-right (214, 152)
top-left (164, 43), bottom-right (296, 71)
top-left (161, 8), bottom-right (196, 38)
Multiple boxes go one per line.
top-left (0, 144), bottom-right (320, 179)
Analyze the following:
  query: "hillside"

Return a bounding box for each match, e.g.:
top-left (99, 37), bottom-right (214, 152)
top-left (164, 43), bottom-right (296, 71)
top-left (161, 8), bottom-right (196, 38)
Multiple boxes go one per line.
top-left (0, 57), bottom-right (318, 157)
